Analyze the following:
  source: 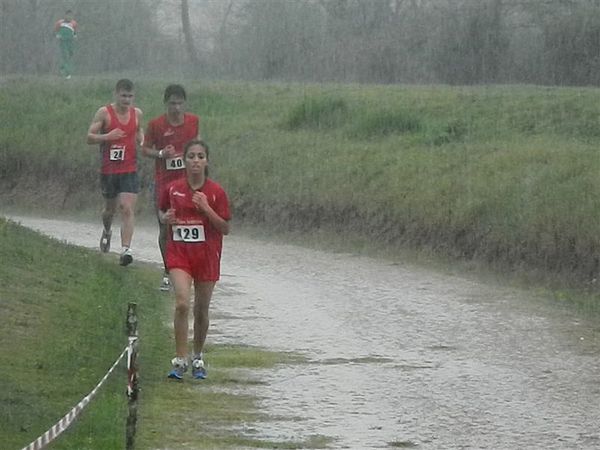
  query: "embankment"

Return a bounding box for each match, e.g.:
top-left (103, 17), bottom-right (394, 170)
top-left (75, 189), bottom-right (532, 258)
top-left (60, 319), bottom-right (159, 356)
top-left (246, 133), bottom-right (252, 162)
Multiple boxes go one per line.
top-left (1, 77), bottom-right (598, 287)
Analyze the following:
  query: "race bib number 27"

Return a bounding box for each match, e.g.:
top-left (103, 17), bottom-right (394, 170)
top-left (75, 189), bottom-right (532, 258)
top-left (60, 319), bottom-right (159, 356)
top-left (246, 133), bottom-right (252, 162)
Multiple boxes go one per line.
top-left (172, 225), bottom-right (205, 242)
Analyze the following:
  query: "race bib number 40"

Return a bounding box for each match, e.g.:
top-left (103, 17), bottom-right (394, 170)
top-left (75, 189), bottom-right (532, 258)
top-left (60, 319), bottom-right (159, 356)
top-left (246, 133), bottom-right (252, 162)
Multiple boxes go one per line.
top-left (109, 145), bottom-right (126, 161)
top-left (172, 225), bottom-right (205, 242)
top-left (166, 156), bottom-right (184, 170)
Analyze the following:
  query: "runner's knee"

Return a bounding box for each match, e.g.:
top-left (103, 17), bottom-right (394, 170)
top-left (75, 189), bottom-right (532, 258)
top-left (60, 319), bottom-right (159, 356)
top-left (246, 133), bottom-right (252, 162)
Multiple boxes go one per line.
top-left (175, 298), bottom-right (189, 315)
top-left (120, 203), bottom-right (134, 217)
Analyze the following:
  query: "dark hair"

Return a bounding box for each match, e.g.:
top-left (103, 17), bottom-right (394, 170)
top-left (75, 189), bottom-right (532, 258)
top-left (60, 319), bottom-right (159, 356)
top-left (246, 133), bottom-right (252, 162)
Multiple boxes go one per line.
top-left (164, 84), bottom-right (187, 102)
top-left (184, 139), bottom-right (209, 158)
top-left (115, 79), bottom-right (134, 92)
top-left (65, 9), bottom-right (73, 15)
top-left (184, 139), bottom-right (210, 176)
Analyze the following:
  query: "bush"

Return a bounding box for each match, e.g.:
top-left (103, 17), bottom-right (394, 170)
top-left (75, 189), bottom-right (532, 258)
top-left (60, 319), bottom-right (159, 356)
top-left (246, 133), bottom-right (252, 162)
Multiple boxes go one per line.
top-left (283, 96), bottom-right (348, 130)
top-left (351, 109), bottom-right (422, 139)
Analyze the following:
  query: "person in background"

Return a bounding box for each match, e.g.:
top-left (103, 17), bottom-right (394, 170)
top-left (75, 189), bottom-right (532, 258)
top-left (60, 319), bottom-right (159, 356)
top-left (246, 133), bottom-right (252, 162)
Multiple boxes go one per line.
top-left (54, 9), bottom-right (78, 79)
top-left (87, 79), bottom-right (144, 266)
top-left (159, 139), bottom-right (230, 380)
top-left (143, 84), bottom-right (201, 291)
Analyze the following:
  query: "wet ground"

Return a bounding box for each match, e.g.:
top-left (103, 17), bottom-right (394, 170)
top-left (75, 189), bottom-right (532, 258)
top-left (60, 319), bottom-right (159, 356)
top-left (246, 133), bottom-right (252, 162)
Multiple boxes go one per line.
top-left (7, 215), bottom-right (600, 449)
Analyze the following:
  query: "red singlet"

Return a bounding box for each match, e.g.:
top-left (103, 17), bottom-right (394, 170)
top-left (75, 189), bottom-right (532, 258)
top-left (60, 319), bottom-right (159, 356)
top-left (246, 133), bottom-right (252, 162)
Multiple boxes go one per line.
top-left (100, 104), bottom-right (138, 174)
top-left (159, 178), bottom-right (231, 281)
top-left (145, 113), bottom-right (200, 198)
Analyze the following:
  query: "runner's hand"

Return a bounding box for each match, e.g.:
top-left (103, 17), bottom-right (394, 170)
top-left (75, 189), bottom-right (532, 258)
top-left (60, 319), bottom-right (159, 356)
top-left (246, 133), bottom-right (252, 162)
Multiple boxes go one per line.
top-left (192, 192), bottom-right (209, 213)
top-left (106, 128), bottom-right (126, 141)
top-left (162, 208), bottom-right (176, 224)
top-left (162, 145), bottom-right (176, 159)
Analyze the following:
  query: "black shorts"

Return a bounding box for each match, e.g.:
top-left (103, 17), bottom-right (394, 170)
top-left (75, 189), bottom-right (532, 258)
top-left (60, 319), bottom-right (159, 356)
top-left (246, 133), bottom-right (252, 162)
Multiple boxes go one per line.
top-left (100, 172), bottom-right (140, 199)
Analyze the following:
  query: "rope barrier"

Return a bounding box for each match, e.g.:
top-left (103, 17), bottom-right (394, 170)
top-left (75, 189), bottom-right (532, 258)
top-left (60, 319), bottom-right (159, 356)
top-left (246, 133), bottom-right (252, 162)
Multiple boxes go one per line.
top-left (125, 302), bottom-right (139, 450)
top-left (20, 301), bottom-right (140, 450)
top-left (20, 346), bottom-right (128, 450)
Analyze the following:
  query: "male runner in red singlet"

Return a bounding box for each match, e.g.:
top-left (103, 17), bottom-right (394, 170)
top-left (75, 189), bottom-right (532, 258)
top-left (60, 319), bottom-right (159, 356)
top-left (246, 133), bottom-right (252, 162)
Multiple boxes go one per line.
top-left (87, 79), bottom-right (144, 266)
top-left (143, 84), bottom-right (200, 290)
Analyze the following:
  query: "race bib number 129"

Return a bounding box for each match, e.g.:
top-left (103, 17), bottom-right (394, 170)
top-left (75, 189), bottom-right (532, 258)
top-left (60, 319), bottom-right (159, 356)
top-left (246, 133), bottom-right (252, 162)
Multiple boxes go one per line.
top-left (172, 225), bottom-right (205, 242)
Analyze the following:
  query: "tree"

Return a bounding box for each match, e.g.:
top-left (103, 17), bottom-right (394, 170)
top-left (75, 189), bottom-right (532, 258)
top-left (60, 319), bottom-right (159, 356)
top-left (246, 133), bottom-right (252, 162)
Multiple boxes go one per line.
top-left (541, 5), bottom-right (600, 85)
top-left (431, 0), bottom-right (509, 84)
top-left (181, 0), bottom-right (201, 68)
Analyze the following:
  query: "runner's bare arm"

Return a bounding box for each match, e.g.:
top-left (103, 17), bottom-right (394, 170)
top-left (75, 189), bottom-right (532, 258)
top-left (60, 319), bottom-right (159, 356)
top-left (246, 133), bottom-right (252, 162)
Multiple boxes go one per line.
top-left (86, 107), bottom-right (124, 144)
top-left (141, 121), bottom-right (166, 159)
top-left (158, 208), bottom-right (176, 224)
top-left (141, 143), bottom-right (156, 158)
top-left (141, 127), bottom-right (154, 158)
top-left (205, 208), bottom-right (230, 235)
top-left (142, 142), bottom-right (173, 159)
top-left (135, 108), bottom-right (144, 146)
top-left (192, 192), bottom-right (230, 235)
top-left (86, 108), bottom-right (106, 144)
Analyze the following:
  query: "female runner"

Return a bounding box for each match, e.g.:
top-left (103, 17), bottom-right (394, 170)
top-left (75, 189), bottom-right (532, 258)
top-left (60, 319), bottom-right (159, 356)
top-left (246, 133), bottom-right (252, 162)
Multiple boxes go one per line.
top-left (159, 139), bottom-right (231, 379)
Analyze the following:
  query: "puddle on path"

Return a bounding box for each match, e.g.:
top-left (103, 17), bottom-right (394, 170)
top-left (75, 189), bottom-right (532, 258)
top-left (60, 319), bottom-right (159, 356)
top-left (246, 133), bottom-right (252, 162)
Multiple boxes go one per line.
top-left (7, 214), bottom-right (600, 449)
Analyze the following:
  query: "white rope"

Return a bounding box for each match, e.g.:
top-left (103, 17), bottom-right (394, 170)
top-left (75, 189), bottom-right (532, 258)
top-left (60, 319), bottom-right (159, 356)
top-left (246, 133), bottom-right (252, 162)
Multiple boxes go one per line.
top-left (21, 346), bottom-right (129, 450)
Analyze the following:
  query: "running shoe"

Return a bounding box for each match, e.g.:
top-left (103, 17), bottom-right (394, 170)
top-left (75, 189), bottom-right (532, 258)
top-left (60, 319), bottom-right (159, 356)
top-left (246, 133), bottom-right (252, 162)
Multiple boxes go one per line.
top-left (119, 247), bottom-right (133, 266)
top-left (167, 357), bottom-right (188, 380)
top-left (191, 356), bottom-right (207, 380)
top-left (99, 230), bottom-right (111, 253)
top-left (159, 274), bottom-right (170, 292)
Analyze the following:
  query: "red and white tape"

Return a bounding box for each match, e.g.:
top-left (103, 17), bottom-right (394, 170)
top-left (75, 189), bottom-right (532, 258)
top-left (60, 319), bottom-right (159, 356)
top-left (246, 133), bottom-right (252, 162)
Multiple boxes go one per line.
top-left (21, 345), bottom-right (129, 450)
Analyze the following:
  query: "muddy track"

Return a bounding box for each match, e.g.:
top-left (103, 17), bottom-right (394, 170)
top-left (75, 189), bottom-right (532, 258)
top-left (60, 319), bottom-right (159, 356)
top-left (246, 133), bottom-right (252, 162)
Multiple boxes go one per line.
top-left (8, 214), bottom-right (600, 449)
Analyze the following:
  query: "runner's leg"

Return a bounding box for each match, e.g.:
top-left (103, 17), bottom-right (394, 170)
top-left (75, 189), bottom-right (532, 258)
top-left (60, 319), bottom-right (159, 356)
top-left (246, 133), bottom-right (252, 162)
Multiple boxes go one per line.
top-left (155, 202), bottom-right (169, 273)
top-left (102, 198), bottom-right (117, 234)
top-left (118, 192), bottom-right (137, 248)
top-left (192, 281), bottom-right (215, 356)
top-left (171, 269), bottom-right (193, 357)
top-left (66, 44), bottom-right (74, 77)
top-left (59, 42), bottom-right (68, 76)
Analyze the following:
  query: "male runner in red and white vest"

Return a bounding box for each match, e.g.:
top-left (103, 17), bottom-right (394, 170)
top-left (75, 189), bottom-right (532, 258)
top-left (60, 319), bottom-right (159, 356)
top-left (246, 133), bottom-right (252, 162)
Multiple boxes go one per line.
top-left (87, 79), bottom-right (144, 266)
top-left (143, 84), bottom-right (200, 289)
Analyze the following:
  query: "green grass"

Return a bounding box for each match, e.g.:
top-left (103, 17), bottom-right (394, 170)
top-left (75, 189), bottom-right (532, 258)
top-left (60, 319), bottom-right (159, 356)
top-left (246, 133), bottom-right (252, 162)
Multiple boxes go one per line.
top-left (136, 344), bottom-right (326, 449)
top-left (283, 95), bottom-right (348, 130)
top-left (1, 76), bottom-right (599, 289)
top-left (0, 218), bottom-right (143, 449)
top-left (350, 108), bottom-right (422, 138)
top-left (0, 218), bottom-right (315, 449)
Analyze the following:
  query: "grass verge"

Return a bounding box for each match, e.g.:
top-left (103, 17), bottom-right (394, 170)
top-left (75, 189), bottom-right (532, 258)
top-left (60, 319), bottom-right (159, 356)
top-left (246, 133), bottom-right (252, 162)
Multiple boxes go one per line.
top-left (0, 218), bottom-right (318, 449)
top-left (1, 77), bottom-right (598, 301)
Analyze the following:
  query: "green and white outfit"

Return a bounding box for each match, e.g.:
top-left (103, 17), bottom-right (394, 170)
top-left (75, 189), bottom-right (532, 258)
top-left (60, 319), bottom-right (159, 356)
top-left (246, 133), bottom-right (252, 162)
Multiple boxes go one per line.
top-left (55, 19), bottom-right (77, 77)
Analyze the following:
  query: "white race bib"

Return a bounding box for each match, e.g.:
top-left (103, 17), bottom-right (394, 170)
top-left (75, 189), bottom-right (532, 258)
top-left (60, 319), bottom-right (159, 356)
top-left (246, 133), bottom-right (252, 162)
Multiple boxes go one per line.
top-left (165, 156), bottom-right (184, 170)
top-left (109, 145), bottom-right (125, 161)
top-left (172, 225), bottom-right (205, 243)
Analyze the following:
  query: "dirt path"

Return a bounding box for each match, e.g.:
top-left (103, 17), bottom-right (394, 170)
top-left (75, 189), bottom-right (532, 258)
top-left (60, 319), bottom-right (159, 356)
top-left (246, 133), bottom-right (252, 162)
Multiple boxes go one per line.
top-left (8, 214), bottom-right (600, 449)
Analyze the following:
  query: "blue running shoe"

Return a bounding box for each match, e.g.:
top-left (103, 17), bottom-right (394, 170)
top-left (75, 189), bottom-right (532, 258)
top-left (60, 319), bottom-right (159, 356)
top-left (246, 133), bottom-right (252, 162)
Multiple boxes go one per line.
top-left (192, 357), bottom-right (207, 379)
top-left (167, 357), bottom-right (188, 380)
